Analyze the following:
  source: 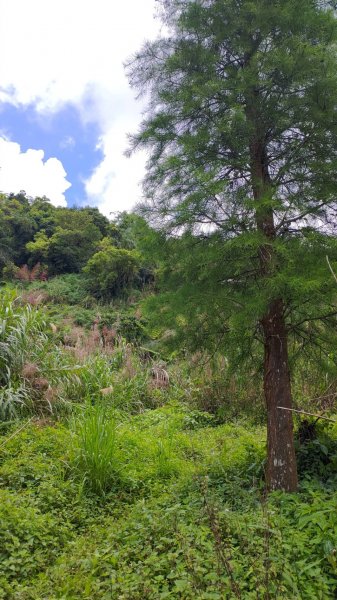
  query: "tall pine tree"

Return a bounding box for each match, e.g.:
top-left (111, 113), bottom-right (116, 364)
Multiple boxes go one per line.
top-left (128, 0), bottom-right (337, 491)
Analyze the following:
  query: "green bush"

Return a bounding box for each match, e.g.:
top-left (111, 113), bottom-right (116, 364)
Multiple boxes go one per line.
top-left (73, 307), bottom-right (96, 328)
top-left (29, 274), bottom-right (90, 306)
top-left (98, 310), bottom-right (148, 344)
top-left (83, 242), bottom-right (141, 300)
top-left (117, 315), bottom-right (148, 344)
top-left (296, 423), bottom-right (337, 485)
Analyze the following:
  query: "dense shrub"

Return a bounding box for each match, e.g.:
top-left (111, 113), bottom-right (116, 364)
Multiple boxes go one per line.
top-left (29, 274), bottom-right (89, 306)
top-left (83, 243), bottom-right (141, 300)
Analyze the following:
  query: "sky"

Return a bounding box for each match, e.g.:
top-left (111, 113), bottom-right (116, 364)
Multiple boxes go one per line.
top-left (0, 0), bottom-right (162, 215)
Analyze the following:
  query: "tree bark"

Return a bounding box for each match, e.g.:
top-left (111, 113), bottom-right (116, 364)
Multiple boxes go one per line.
top-left (249, 136), bottom-right (298, 492)
top-left (262, 299), bottom-right (298, 491)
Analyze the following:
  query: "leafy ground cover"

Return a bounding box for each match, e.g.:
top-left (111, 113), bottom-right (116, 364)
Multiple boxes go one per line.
top-left (0, 286), bottom-right (337, 598)
top-left (1, 408), bottom-right (337, 598)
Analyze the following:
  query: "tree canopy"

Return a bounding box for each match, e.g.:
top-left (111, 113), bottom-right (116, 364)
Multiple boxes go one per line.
top-left (83, 239), bottom-right (141, 300)
top-left (128, 0), bottom-right (337, 491)
top-left (0, 193), bottom-right (153, 301)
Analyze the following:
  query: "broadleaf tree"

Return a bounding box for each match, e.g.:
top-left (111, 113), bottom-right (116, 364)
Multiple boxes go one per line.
top-left (128, 0), bottom-right (337, 491)
top-left (83, 240), bottom-right (141, 300)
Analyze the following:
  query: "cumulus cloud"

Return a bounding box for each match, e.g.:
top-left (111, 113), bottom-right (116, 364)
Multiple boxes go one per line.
top-left (0, 138), bottom-right (71, 206)
top-left (0, 0), bottom-right (161, 214)
top-left (84, 119), bottom-right (148, 215)
top-left (0, 0), bottom-right (160, 113)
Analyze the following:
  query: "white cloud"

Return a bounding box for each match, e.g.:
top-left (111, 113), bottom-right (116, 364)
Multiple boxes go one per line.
top-left (84, 122), bottom-right (148, 216)
top-left (0, 0), bottom-right (162, 214)
top-left (0, 138), bottom-right (71, 206)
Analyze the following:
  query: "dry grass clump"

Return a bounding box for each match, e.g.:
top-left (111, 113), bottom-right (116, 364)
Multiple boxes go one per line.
top-left (62, 321), bottom-right (121, 363)
top-left (101, 325), bottom-right (117, 348)
top-left (21, 362), bottom-right (40, 380)
top-left (150, 364), bottom-right (170, 389)
top-left (44, 385), bottom-right (60, 407)
top-left (100, 387), bottom-right (114, 397)
top-left (121, 344), bottom-right (139, 379)
top-left (21, 362), bottom-right (57, 413)
top-left (63, 326), bottom-right (87, 348)
top-left (15, 263), bottom-right (47, 282)
top-left (20, 290), bottom-right (49, 307)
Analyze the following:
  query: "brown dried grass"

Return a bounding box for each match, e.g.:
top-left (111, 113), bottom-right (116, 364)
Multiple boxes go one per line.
top-left (21, 290), bottom-right (49, 306)
top-left (62, 324), bottom-right (117, 362)
top-left (121, 344), bottom-right (138, 379)
top-left (150, 365), bottom-right (170, 389)
top-left (22, 362), bottom-right (40, 379)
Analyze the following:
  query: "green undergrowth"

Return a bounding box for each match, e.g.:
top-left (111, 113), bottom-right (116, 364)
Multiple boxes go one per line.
top-left (13, 486), bottom-right (337, 599)
top-left (1, 406), bottom-right (337, 599)
top-left (16, 275), bottom-right (148, 336)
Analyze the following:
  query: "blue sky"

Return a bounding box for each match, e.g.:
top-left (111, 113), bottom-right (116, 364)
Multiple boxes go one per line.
top-left (0, 0), bottom-right (161, 215)
top-left (0, 102), bottom-right (102, 207)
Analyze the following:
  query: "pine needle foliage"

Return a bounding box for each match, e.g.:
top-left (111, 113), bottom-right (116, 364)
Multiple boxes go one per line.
top-left (128, 0), bottom-right (337, 490)
top-left (128, 0), bottom-right (337, 357)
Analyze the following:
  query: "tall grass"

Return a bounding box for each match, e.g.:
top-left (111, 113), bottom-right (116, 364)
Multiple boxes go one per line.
top-left (72, 406), bottom-right (123, 495)
top-left (0, 290), bottom-right (47, 419)
top-left (0, 289), bottom-right (87, 419)
top-left (0, 290), bottom-right (46, 382)
top-left (0, 385), bottom-right (29, 420)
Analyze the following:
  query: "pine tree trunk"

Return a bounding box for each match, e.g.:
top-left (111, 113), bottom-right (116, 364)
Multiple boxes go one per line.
top-left (249, 135), bottom-right (298, 492)
top-left (262, 299), bottom-right (298, 491)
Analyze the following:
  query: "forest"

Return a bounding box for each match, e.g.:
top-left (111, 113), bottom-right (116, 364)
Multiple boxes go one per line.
top-left (1, 0), bottom-right (337, 598)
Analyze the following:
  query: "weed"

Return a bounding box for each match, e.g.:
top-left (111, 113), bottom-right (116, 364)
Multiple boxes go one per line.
top-left (71, 406), bottom-right (123, 495)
